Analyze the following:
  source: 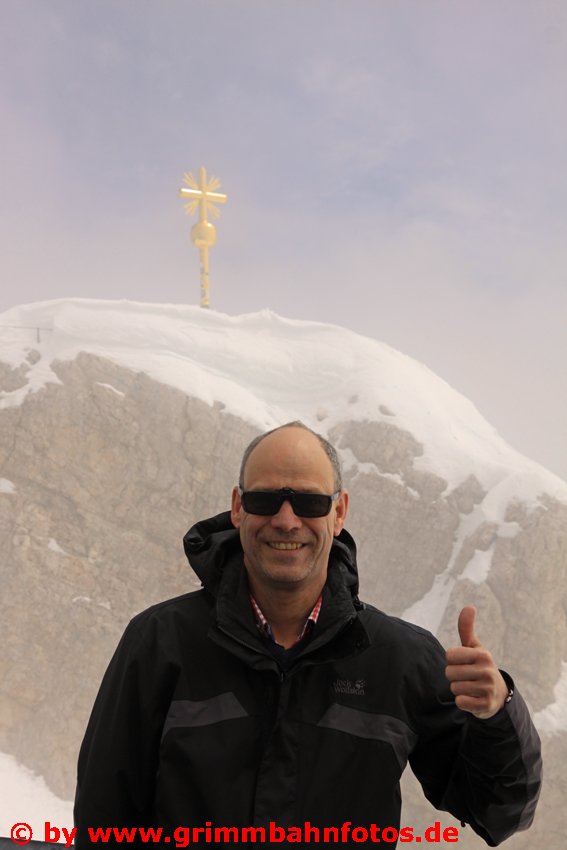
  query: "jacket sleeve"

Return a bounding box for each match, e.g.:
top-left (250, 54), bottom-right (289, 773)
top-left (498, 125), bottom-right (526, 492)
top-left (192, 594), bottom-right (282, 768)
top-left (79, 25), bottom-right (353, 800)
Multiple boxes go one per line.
top-left (408, 637), bottom-right (542, 847)
top-left (73, 613), bottom-right (176, 849)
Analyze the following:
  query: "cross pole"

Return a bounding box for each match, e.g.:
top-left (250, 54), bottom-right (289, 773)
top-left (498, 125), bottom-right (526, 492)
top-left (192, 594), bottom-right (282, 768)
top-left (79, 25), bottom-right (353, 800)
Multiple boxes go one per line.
top-left (178, 166), bottom-right (228, 308)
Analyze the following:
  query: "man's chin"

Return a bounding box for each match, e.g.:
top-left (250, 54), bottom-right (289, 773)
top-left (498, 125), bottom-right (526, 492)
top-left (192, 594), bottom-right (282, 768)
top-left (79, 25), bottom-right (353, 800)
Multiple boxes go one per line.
top-left (244, 550), bottom-right (323, 589)
top-left (261, 559), bottom-right (316, 586)
top-left (265, 566), bottom-right (311, 584)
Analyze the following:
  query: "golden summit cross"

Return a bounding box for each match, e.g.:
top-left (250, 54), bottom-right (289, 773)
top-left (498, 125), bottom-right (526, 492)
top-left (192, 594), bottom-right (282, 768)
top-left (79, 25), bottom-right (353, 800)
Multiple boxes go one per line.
top-left (178, 166), bottom-right (228, 308)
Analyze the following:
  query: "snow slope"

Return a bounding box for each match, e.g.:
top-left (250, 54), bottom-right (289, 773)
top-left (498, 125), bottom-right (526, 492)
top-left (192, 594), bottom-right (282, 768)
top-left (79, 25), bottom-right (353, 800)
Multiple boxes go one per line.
top-left (0, 752), bottom-right (73, 841)
top-left (1, 298), bottom-right (565, 506)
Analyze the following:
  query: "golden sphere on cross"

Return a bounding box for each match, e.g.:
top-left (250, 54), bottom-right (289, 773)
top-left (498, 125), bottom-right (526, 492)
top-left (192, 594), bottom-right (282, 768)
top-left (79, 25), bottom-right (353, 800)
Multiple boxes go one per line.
top-left (191, 221), bottom-right (217, 249)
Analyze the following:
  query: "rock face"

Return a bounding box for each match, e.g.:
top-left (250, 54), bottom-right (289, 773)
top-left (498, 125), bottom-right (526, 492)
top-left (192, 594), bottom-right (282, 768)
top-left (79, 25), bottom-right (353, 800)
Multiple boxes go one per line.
top-left (1, 349), bottom-right (566, 849)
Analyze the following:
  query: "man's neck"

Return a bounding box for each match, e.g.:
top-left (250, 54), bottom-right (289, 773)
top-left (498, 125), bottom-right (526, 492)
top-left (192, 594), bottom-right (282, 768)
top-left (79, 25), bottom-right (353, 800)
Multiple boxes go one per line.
top-left (248, 581), bottom-right (324, 649)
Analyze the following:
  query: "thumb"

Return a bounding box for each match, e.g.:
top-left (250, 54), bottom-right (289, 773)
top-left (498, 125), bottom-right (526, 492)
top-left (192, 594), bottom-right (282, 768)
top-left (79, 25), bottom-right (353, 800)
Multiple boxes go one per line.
top-left (458, 605), bottom-right (481, 648)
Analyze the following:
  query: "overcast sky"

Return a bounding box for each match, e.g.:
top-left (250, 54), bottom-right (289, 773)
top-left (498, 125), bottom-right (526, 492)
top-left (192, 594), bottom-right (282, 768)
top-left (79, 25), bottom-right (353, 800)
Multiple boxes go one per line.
top-left (1, 0), bottom-right (566, 481)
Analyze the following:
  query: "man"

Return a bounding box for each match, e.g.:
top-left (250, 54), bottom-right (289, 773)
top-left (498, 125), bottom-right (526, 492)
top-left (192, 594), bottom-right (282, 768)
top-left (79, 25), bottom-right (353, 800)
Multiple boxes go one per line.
top-left (75, 422), bottom-right (541, 846)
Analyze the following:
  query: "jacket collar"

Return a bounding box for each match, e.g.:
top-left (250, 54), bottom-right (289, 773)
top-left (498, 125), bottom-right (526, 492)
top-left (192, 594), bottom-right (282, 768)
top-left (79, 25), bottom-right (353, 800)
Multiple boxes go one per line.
top-left (183, 512), bottom-right (369, 666)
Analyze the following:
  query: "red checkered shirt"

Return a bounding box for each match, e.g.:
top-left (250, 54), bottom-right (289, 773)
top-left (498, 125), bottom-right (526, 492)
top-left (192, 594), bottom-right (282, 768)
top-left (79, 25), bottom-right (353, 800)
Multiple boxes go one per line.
top-left (249, 592), bottom-right (323, 647)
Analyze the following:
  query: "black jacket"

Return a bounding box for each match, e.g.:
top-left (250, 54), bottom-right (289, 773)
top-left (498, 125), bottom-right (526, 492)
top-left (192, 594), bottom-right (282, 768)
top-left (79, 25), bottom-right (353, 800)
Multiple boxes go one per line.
top-left (74, 512), bottom-right (542, 846)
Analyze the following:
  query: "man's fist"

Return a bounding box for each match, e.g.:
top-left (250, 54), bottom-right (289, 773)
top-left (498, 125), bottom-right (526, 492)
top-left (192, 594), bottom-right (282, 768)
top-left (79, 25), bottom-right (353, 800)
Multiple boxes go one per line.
top-left (445, 606), bottom-right (509, 720)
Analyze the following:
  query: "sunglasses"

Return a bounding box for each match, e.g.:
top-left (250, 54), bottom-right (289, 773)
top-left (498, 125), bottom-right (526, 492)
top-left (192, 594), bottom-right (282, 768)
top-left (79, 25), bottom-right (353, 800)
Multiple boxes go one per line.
top-left (238, 487), bottom-right (340, 518)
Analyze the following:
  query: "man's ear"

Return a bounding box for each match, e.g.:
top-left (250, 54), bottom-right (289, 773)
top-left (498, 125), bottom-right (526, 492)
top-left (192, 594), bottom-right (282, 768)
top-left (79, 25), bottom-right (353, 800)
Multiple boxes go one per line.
top-left (231, 485), bottom-right (243, 528)
top-left (333, 490), bottom-right (349, 536)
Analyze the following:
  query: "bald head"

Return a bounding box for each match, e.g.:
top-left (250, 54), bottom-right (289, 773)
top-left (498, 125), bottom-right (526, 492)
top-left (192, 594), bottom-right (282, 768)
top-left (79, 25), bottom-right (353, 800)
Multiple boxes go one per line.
top-left (241, 427), bottom-right (335, 495)
top-left (239, 422), bottom-right (342, 491)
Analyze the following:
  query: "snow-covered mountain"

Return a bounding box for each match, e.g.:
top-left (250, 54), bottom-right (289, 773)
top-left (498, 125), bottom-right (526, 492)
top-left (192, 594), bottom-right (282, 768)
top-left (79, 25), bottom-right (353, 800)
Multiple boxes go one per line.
top-left (1, 298), bottom-right (565, 847)
top-left (2, 298), bottom-right (565, 499)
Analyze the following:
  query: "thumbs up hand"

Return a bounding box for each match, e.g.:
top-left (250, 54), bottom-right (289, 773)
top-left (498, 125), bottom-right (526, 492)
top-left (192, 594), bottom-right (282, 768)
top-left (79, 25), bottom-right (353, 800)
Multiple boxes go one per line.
top-left (445, 606), bottom-right (509, 720)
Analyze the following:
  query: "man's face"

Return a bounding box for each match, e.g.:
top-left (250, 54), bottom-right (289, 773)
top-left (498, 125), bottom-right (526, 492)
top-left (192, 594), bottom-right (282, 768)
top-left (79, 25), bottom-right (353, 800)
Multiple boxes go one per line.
top-left (230, 428), bottom-right (348, 597)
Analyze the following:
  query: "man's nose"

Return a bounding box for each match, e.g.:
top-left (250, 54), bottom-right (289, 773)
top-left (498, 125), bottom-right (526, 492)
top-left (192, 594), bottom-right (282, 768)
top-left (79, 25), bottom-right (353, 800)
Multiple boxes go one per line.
top-left (270, 499), bottom-right (302, 529)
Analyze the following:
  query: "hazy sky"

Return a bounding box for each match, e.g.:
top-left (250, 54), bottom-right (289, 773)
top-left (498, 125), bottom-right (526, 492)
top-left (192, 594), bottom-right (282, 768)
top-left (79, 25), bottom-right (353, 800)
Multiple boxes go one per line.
top-left (1, 0), bottom-right (566, 481)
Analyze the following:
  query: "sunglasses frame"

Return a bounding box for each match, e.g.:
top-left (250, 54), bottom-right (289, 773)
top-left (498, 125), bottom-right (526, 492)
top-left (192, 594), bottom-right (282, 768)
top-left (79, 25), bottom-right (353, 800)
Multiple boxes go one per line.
top-left (238, 487), bottom-right (340, 518)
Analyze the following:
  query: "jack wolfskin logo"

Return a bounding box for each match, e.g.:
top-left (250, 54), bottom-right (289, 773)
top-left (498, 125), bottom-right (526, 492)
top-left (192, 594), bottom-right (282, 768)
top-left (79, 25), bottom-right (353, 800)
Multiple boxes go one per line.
top-left (333, 678), bottom-right (366, 696)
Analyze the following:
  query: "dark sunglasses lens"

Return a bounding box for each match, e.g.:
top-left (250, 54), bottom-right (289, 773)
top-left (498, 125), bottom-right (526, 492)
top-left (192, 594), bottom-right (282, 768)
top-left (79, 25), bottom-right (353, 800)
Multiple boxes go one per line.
top-left (241, 491), bottom-right (333, 517)
top-left (293, 493), bottom-right (332, 517)
top-left (241, 491), bottom-right (283, 515)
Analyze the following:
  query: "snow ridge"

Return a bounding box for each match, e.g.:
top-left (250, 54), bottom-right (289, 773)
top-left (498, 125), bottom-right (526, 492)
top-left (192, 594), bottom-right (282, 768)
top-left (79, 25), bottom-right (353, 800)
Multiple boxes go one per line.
top-left (1, 298), bottom-right (565, 506)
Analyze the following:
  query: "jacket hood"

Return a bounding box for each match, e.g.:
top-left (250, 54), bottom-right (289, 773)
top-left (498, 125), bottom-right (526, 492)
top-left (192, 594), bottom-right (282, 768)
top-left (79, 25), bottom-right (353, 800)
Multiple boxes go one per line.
top-left (183, 510), bottom-right (360, 600)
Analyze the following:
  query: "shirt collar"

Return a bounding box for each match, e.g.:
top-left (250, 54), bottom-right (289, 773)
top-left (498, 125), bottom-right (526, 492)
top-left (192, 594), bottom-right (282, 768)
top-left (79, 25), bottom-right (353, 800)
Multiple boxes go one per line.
top-left (249, 592), bottom-right (323, 647)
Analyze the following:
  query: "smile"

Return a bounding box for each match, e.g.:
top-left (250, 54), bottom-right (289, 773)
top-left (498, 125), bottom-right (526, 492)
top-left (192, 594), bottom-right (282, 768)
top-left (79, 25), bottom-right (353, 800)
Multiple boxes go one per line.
top-left (268, 542), bottom-right (305, 550)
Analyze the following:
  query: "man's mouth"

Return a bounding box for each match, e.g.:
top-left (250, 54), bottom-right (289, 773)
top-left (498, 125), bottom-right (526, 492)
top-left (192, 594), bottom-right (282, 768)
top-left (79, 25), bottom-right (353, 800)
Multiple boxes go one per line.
top-left (268, 542), bottom-right (305, 550)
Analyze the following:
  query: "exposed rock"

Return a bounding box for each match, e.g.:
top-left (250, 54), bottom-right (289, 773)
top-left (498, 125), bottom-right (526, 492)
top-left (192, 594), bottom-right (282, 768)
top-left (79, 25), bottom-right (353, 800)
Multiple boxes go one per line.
top-left (0, 361), bottom-right (30, 393)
